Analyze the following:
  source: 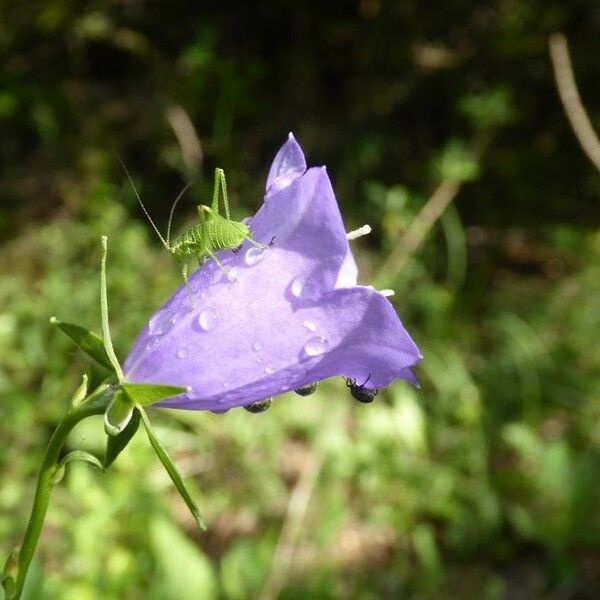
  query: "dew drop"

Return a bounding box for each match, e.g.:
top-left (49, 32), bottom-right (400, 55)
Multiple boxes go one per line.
top-left (302, 336), bottom-right (329, 358)
top-left (197, 307), bottom-right (218, 331)
top-left (290, 276), bottom-right (319, 300)
top-left (176, 348), bottom-right (188, 359)
top-left (245, 246), bottom-right (266, 266)
top-left (252, 341), bottom-right (263, 352)
top-left (303, 320), bottom-right (317, 332)
top-left (149, 310), bottom-right (175, 336)
top-left (290, 277), bottom-right (304, 297)
top-left (264, 365), bottom-right (275, 375)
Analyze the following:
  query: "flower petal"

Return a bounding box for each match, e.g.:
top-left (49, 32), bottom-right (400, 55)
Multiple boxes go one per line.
top-left (265, 132), bottom-right (307, 197)
top-left (124, 139), bottom-right (421, 412)
top-left (125, 167), bottom-right (358, 407)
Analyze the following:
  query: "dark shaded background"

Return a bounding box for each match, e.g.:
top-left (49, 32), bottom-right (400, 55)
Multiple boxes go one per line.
top-left (1, 1), bottom-right (599, 599)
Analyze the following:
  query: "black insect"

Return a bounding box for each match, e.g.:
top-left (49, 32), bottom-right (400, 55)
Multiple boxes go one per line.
top-left (243, 398), bottom-right (273, 413)
top-left (294, 383), bottom-right (318, 396)
top-left (345, 375), bottom-right (378, 403)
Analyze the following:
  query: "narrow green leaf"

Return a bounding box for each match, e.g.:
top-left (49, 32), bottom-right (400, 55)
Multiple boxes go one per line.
top-left (104, 408), bottom-right (141, 469)
top-left (51, 450), bottom-right (104, 484)
top-left (104, 390), bottom-right (134, 437)
top-left (138, 407), bottom-right (206, 531)
top-left (50, 317), bottom-right (113, 371)
top-left (122, 383), bottom-right (189, 407)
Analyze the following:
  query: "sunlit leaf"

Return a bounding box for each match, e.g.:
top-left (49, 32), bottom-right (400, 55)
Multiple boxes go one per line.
top-left (122, 383), bottom-right (188, 406)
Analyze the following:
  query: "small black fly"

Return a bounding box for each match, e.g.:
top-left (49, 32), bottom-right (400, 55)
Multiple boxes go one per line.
top-left (345, 375), bottom-right (378, 403)
top-left (243, 398), bottom-right (273, 413)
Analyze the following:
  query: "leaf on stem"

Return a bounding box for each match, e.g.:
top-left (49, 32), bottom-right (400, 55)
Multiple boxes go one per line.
top-left (51, 450), bottom-right (104, 484)
top-left (138, 406), bottom-right (206, 531)
top-left (50, 317), bottom-right (113, 372)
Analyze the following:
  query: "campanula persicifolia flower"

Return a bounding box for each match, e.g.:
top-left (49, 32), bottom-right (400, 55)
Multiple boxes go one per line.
top-left (123, 134), bottom-right (422, 411)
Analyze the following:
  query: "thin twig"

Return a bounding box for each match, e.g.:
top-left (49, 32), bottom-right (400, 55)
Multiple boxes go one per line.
top-left (258, 453), bottom-right (322, 600)
top-left (549, 32), bottom-right (600, 174)
top-left (165, 104), bottom-right (203, 173)
top-left (375, 179), bottom-right (462, 282)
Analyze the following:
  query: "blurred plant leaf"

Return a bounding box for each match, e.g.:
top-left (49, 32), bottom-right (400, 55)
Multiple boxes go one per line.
top-left (0, 574), bottom-right (15, 600)
top-left (50, 317), bottom-right (113, 371)
top-left (434, 139), bottom-right (480, 182)
top-left (150, 517), bottom-right (216, 599)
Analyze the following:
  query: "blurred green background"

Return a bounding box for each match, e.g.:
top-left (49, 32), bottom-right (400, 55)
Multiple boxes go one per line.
top-left (1, 1), bottom-right (599, 598)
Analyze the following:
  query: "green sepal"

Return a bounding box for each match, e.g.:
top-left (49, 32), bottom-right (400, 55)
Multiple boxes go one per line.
top-left (122, 383), bottom-right (189, 407)
top-left (104, 408), bottom-right (141, 469)
top-left (51, 450), bottom-right (104, 484)
top-left (138, 407), bottom-right (206, 531)
top-left (104, 390), bottom-right (134, 436)
top-left (50, 317), bottom-right (114, 372)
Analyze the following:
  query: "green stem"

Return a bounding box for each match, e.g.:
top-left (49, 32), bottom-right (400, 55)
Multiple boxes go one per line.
top-left (14, 385), bottom-right (114, 599)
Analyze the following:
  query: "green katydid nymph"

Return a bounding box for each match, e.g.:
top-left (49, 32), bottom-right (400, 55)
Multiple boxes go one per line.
top-left (120, 160), bottom-right (273, 286)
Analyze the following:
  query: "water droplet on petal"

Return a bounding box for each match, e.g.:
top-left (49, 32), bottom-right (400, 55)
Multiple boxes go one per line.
top-left (264, 365), bottom-right (275, 375)
top-left (197, 307), bottom-right (218, 331)
top-left (176, 348), bottom-right (188, 359)
top-left (303, 320), bottom-right (317, 332)
top-left (302, 336), bottom-right (329, 358)
top-left (290, 276), bottom-right (319, 300)
top-left (290, 277), bottom-right (304, 297)
top-left (149, 309), bottom-right (175, 336)
top-left (245, 246), bottom-right (266, 266)
top-left (252, 341), bottom-right (263, 352)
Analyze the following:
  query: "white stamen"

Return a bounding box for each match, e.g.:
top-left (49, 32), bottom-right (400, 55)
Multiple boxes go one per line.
top-left (379, 289), bottom-right (395, 297)
top-left (346, 224), bottom-right (372, 240)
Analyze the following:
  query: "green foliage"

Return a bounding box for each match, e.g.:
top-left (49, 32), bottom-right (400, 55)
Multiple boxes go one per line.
top-left (1, 1), bottom-right (600, 598)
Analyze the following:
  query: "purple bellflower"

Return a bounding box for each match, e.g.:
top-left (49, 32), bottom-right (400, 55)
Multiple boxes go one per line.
top-left (124, 134), bottom-right (422, 411)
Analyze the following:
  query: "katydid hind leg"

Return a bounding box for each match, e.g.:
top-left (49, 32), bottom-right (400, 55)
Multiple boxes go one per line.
top-left (211, 168), bottom-right (230, 220)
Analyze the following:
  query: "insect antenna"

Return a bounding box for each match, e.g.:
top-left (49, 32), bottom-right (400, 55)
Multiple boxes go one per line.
top-left (116, 154), bottom-right (169, 250)
top-left (166, 181), bottom-right (193, 247)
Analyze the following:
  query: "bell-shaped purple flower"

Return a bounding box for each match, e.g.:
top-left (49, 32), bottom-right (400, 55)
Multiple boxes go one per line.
top-left (124, 134), bottom-right (422, 411)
